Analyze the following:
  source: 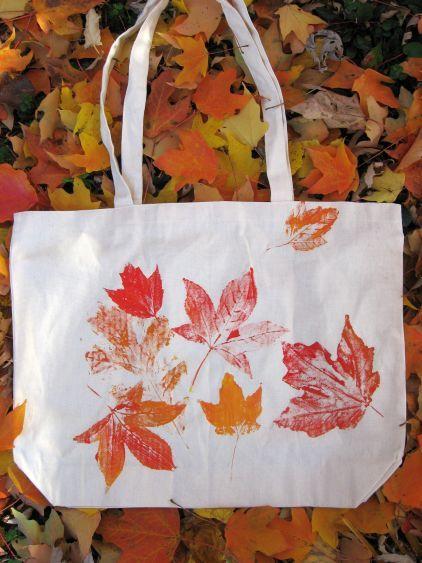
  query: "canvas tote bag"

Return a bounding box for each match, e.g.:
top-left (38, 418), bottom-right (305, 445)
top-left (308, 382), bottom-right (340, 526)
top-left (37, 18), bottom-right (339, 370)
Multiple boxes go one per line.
top-left (11, 0), bottom-right (406, 508)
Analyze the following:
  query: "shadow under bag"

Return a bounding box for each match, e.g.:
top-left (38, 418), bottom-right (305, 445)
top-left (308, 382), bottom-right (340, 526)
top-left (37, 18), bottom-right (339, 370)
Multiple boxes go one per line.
top-left (11, 0), bottom-right (406, 508)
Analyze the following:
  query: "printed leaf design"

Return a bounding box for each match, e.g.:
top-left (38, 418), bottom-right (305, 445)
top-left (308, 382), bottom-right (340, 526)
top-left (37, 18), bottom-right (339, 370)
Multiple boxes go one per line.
top-left (106, 263), bottom-right (163, 318)
top-left (144, 70), bottom-right (192, 138)
top-left (199, 373), bottom-right (262, 435)
top-left (173, 268), bottom-right (286, 389)
top-left (85, 305), bottom-right (171, 377)
top-left (74, 383), bottom-right (185, 487)
top-left (268, 203), bottom-right (339, 252)
top-left (275, 315), bottom-right (380, 437)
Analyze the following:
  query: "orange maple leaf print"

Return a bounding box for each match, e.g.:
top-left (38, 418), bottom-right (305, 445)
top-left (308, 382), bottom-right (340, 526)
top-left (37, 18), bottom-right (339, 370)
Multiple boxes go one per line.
top-left (267, 202), bottom-right (339, 252)
top-left (74, 383), bottom-right (185, 488)
top-left (200, 373), bottom-right (262, 476)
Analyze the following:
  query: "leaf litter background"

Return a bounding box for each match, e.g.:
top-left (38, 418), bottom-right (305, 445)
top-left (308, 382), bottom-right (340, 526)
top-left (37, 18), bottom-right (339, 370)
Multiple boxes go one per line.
top-left (0, 0), bottom-right (421, 561)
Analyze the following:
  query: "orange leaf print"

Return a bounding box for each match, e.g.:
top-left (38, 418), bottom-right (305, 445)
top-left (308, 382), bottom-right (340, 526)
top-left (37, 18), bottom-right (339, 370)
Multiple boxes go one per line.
top-left (98, 508), bottom-right (180, 563)
top-left (200, 373), bottom-right (261, 477)
top-left (74, 383), bottom-right (185, 487)
top-left (268, 202), bottom-right (339, 252)
top-left (193, 68), bottom-right (249, 119)
top-left (200, 373), bottom-right (262, 436)
top-left (275, 315), bottom-right (380, 437)
top-left (155, 130), bottom-right (218, 190)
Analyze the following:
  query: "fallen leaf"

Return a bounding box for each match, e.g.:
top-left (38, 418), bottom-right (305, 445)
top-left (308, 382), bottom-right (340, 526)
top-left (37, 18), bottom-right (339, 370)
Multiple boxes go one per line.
top-left (60, 508), bottom-right (101, 558)
top-left (311, 508), bottom-right (347, 548)
top-left (352, 68), bottom-right (400, 114)
top-left (324, 59), bottom-right (364, 89)
top-left (275, 5), bottom-right (326, 44)
top-left (383, 449), bottom-right (422, 508)
top-left (363, 167), bottom-right (405, 203)
top-left (272, 508), bottom-right (317, 562)
top-left (0, 164), bottom-right (38, 221)
top-left (155, 129), bottom-right (218, 190)
top-left (193, 69), bottom-right (249, 119)
top-left (221, 94), bottom-right (269, 147)
top-left (0, 400), bottom-right (26, 451)
top-left (345, 498), bottom-right (396, 534)
top-left (173, 35), bottom-right (208, 88)
top-left (275, 315), bottom-right (380, 437)
top-left (48, 177), bottom-right (101, 211)
top-left (98, 508), bottom-right (180, 562)
top-left (194, 508), bottom-right (234, 523)
top-left (63, 131), bottom-right (110, 172)
top-left (172, 0), bottom-right (222, 40)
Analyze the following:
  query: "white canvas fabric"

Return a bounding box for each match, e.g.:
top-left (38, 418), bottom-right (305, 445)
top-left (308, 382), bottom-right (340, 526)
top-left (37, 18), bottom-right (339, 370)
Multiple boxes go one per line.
top-left (11, 0), bottom-right (406, 508)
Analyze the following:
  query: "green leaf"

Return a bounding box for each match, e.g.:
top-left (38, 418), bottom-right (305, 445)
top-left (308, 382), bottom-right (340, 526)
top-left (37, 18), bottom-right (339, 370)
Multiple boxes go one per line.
top-left (403, 42), bottom-right (422, 58)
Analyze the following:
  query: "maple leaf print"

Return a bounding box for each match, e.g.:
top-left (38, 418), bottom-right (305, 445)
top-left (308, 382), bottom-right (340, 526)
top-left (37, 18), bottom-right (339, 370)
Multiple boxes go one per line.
top-left (74, 383), bottom-right (185, 488)
top-left (173, 268), bottom-right (287, 390)
top-left (274, 315), bottom-right (381, 437)
top-left (106, 263), bottom-right (163, 318)
top-left (199, 373), bottom-right (261, 476)
top-left (267, 203), bottom-right (339, 252)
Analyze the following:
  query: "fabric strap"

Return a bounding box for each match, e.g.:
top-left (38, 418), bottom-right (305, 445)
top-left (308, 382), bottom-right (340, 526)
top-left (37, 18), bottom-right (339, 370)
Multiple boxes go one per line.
top-left (100, 0), bottom-right (293, 207)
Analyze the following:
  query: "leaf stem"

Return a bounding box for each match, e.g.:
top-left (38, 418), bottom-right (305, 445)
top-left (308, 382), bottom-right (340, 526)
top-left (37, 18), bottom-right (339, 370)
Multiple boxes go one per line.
top-left (230, 432), bottom-right (240, 480)
top-left (370, 405), bottom-right (384, 418)
top-left (189, 347), bottom-right (213, 392)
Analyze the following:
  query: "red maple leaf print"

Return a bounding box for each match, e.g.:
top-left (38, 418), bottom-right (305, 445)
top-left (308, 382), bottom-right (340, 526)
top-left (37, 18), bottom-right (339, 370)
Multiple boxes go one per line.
top-left (106, 264), bottom-right (163, 318)
top-left (173, 268), bottom-right (287, 389)
top-left (74, 383), bottom-right (185, 487)
top-left (274, 315), bottom-right (380, 437)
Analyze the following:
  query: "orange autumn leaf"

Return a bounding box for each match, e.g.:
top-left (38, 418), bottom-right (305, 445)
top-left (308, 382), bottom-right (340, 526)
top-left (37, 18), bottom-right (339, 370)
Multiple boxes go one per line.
top-left (226, 507), bottom-right (290, 563)
top-left (301, 142), bottom-right (358, 198)
top-left (352, 68), bottom-right (399, 114)
top-left (383, 449), bottom-right (422, 508)
top-left (401, 58), bottom-right (422, 81)
top-left (0, 164), bottom-right (38, 222)
top-left (172, 0), bottom-right (222, 41)
top-left (144, 70), bottom-right (192, 138)
top-left (272, 508), bottom-right (316, 563)
top-left (268, 202), bottom-right (339, 252)
top-left (173, 35), bottom-right (208, 88)
top-left (404, 324), bottom-right (422, 378)
top-left (324, 59), bottom-right (364, 90)
top-left (63, 132), bottom-right (110, 173)
top-left (98, 508), bottom-right (180, 563)
top-left (7, 462), bottom-right (49, 509)
top-left (403, 160), bottom-right (422, 199)
top-left (345, 498), bottom-right (396, 534)
top-left (33, 0), bottom-right (102, 34)
top-left (0, 42), bottom-right (32, 74)
top-left (199, 373), bottom-right (262, 436)
top-left (155, 129), bottom-right (218, 190)
top-left (193, 68), bottom-right (249, 119)
top-left (0, 401), bottom-right (26, 451)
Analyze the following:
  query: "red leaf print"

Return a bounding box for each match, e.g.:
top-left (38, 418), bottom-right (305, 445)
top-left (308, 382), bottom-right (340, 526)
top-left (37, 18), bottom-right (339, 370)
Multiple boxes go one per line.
top-left (173, 268), bottom-right (286, 389)
top-left (106, 264), bottom-right (163, 318)
top-left (74, 384), bottom-right (184, 487)
top-left (274, 315), bottom-right (380, 437)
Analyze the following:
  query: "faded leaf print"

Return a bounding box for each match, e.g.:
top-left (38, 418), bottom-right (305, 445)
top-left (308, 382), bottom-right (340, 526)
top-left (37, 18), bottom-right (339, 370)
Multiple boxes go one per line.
top-left (74, 383), bottom-right (185, 487)
top-left (200, 373), bottom-right (262, 476)
top-left (274, 315), bottom-right (380, 437)
top-left (267, 203), bottom-right (339, 252)
top-left (173, 268), bottom-right (287, 390)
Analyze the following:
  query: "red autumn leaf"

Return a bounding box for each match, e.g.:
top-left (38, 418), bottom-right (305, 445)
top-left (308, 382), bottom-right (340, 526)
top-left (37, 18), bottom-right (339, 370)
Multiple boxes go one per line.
top-left (144, 70), bottom-right (192, 138)
top-left (268, 202), bottom-right (339, 252)
top-left (173, 269), bottom-right (286, 388)
top-left (98, 508), bottom-right (180, 563)
top-left (274, 315), bottom-right (380, 437)
top-left (193, 68), bottom-right (249, 119)
top-left (106, 263), bottom-right (163, 318)
top-left (74, 384), bottom-right (184, 487)
top-left (0, 163), bottom-right (38, 222)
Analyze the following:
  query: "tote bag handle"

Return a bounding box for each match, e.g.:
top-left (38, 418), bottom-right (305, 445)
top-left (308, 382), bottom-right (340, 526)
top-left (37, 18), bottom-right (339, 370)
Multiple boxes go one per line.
top-left (100, 0), bottom-right (293, 207)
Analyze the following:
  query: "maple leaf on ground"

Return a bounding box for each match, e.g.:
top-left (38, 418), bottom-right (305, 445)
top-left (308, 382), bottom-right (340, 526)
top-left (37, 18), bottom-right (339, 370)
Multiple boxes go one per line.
top-left (271, 508), bottom-right (317, 563)
top-left (74, 383), bottom-right (185, 487)
top-left (49, 177), bottom-right (101, 211)
top-left (0, 400), bottom-right (26, 451)
top-left (144, 70), bottom-right (192, 138)
top-left (173, 35), bottom-right (208, 89)
top-left (98, 508), bottom-right (180, 563)
top-left (225, 507), bottom-right (290, 563)
top-left (275, 4), bottom-right (326, 45)
top-left (0, 31), bottom-right (33, 74)
top-left (193, 68), bottom-right (249, 120)
top-left (267, 202), bottom-right (339, 252)
top-left (154, 129), bottom-right (218, 190)
top-left (275, 315), bottom-right (380, 437)
top-left (63, 131), bottom-right (110, 173)
top-left (324, 59), bottom-right (364, 89)
top-left (172, 0), bottom-right (222, 40)
top-left (383, 449), bottom-right (422, 508)
top-left (352, 68), bottom-right (399, 114)
top-left (301, 142), bottom-right (358, 199)
top-left (173, 268), bottom-right (286, 389)
top-left (33, 0), bottom-right (102, 34)
top-left (106, 263), bottom-right (164, 319)
top-left (0, 164), bottom-right (38, 222)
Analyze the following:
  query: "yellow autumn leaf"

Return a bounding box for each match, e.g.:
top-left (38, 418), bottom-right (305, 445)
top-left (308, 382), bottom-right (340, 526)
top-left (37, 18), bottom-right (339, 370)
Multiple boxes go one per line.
top-left (364, 167), bottom-right (405, 203)
top-left (222, 94), bottom-right (268, 147)
top-left (49, 177), bottom-right (101, 211)
top-left (289, 140), bottom-right (305, 175)
top-left (222, 131), bottom-right (262, 191)
top-left (192, 114), bottom-right (225, 149)
top-left (275, 5), bottom-right (326, 44)
top-left (194, 508), bottom-right (235, 522)
top-left (145, 178), bottom-right (178, 204)
top-left (0, 0), bottom-right (29, 19)
top-left (64, 132), bottom-right (110, 172)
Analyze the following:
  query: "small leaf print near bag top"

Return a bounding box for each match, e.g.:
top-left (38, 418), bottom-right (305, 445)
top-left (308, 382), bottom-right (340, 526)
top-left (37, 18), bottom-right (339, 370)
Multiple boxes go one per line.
top-left (11, 0), bottom-right (406, 508)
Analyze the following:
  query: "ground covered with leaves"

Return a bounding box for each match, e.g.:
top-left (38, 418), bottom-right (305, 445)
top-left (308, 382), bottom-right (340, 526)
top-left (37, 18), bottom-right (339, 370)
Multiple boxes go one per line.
top-left (0, 0), bottom-right (421, 561)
